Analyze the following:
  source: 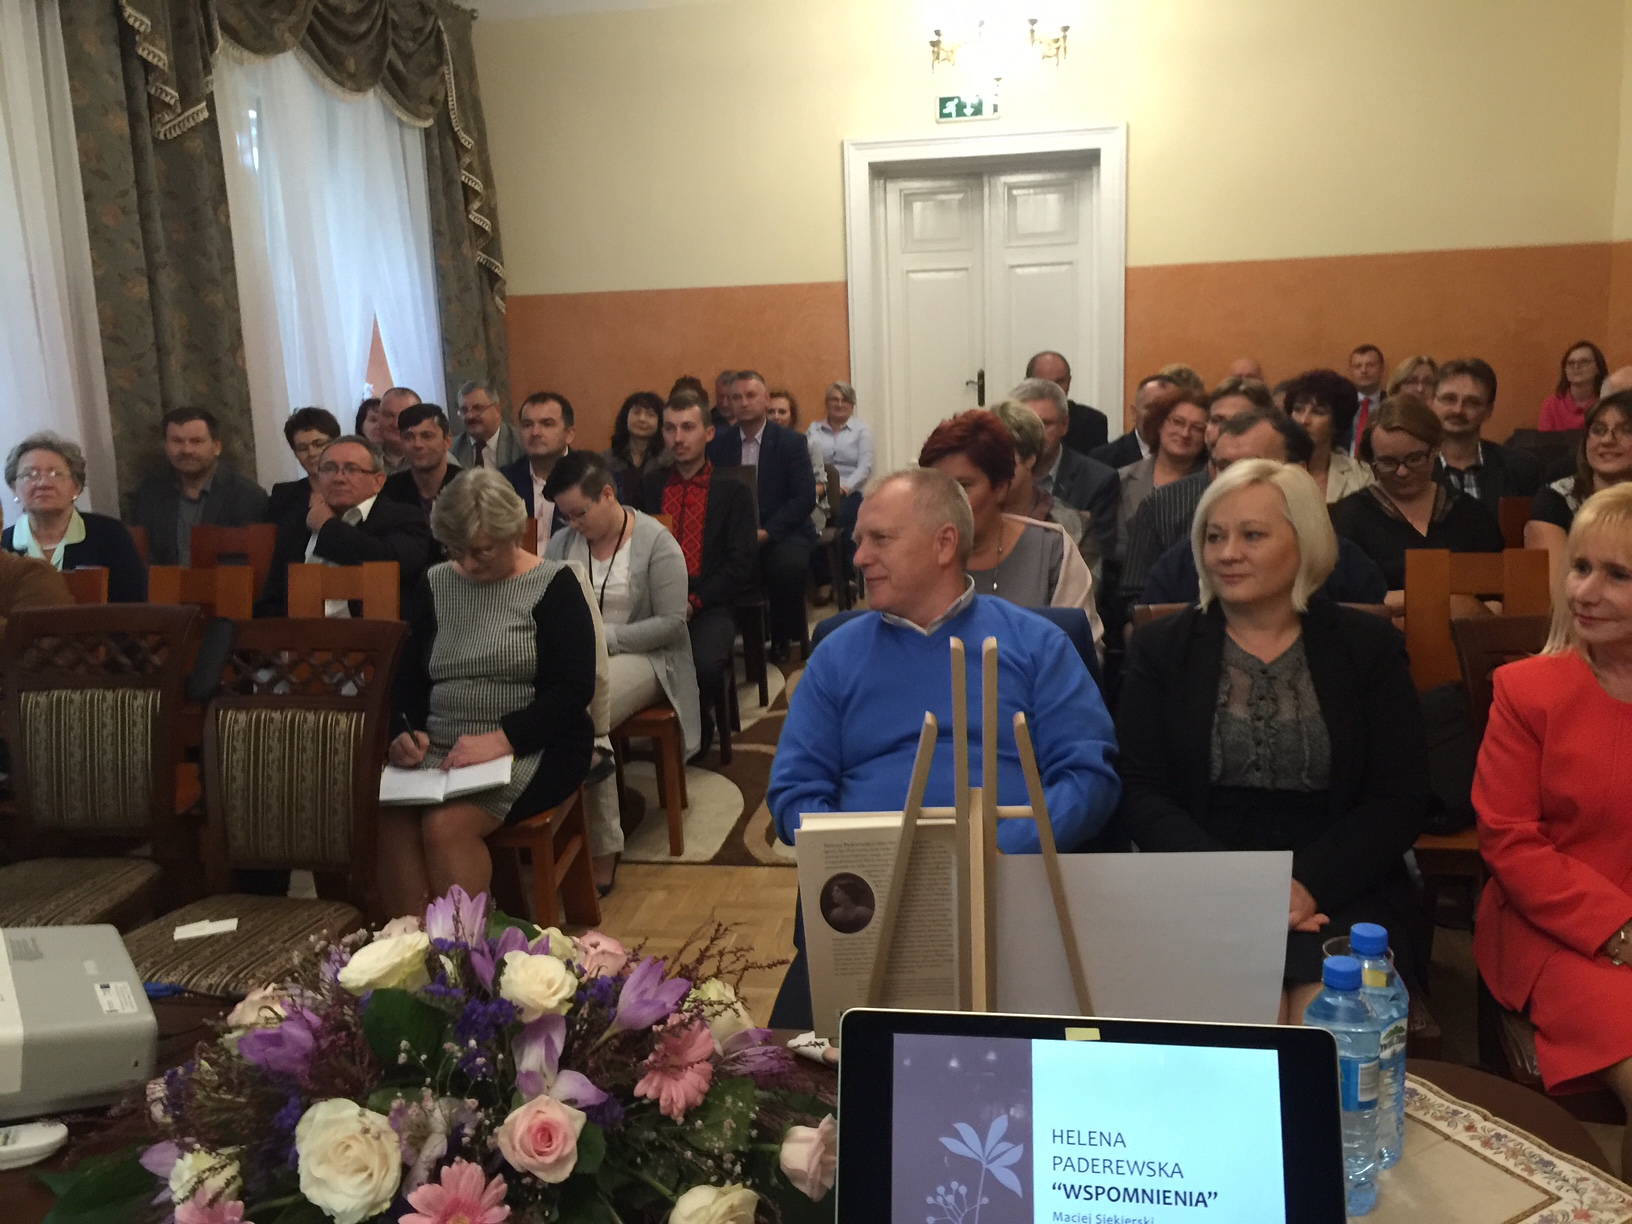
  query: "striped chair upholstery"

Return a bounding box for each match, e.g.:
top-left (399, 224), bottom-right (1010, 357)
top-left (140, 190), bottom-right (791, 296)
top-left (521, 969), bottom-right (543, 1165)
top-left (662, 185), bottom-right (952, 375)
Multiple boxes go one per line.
top-left (0, 858), bottom-right (160, 927)
top-left (18, 688), bottom-right (159, 832)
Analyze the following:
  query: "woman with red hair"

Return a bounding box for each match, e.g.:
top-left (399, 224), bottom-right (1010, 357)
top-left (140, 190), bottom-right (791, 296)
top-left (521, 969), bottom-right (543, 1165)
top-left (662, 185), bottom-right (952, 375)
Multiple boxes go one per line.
top-left (919, 410), bottom-right (1102, 645)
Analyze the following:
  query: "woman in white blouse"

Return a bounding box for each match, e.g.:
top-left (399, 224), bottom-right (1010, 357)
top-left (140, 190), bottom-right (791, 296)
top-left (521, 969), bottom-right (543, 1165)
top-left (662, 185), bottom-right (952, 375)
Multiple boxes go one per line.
top-left (543, 451), bottom-right (700, 894)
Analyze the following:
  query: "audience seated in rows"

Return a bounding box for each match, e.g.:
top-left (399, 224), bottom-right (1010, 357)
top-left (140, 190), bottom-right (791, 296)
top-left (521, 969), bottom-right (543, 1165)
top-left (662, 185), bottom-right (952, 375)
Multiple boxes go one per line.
top-left (767, 389), bottom-right (828, 532)
top-left (1116, 382), bottom-right (1208, 559)
top-left (127, 407), bottom-right (269, 566)
top-left (1474, 482), bottom-right (1632, 1171)
top-left (544, 450), bottom-right (702, 888)
top-left (375, 386), bottom-right (421, 475)
top-left (1117, 460), bottom-right (1432, 1024)
top-left (1283, 370), bottom-right (1373, 503)
top-left (1430, 358), bottom-right (1541, 504)
top-left (1538, 340), bottom-right (1608, 433)
top-left (1329, 394), bottom-right (1504, 599)
top-left (1026, 349), bottom-right (1108, 454)
top-left (1090, 373), bottom-right (1170, 470)
top-left (707, 371), bottom-right (817, 664)
top-left (3, 432), bottom-right (146, 601)
top-left (634, 392), bottom-right (756, 756)
top-left (805, 381), bottom-right (873, 543)
top-left (604, 391), bottom-right (669, 502)
top-left (988, 398), bottom-right (1094, 571)
top-left (454, 380), bottom-right (522, 472)
top-left (255, 435), bottom-right (435, 618)
top-left (502, 391), bottom-right (574, 537)
top-left (382, 470), bottom-right (596, 917)
top-left (1526, 390), bottom-right (1632, 579)
top-left (382, 403), bottom-right (463, 514)
top-left (268, 407), bottom-right (342, 529)
top-left (1013, 377), bottom-right (1120, 570)
top-left (919, 410), bottom-right (1103, 645)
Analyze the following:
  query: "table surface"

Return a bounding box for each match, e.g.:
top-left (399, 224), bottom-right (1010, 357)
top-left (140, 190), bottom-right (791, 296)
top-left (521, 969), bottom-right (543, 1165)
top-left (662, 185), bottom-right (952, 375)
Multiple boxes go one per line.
top-left (0, 1012), bottom-right (1611, 1223)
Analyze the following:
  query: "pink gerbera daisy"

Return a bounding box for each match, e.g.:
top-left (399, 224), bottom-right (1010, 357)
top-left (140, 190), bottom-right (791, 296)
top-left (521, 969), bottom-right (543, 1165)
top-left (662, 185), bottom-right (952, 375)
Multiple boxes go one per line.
top-left (634, 1019), bottom-right (715, 1121)
top-left (401, 1159), bottom-right (510, 1224)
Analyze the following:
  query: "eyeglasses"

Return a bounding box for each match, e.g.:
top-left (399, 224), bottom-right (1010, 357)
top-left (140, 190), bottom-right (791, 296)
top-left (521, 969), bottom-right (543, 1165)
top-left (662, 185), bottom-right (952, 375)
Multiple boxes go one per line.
top-left (291, 439), bottom-right (331, 455)
top-left (1589, 422), bottom-right (1632, 441)
top-left (1369, 450), bottom-right (1433, 475)
top-left (1433, 392), bottom-right (1489, 410)
top-left (317, 462), bottom-right (376, 477)
top-left (16, 467), bottom-right (72, 485)
top-left (1566, 356), bottom-right (1600, 369)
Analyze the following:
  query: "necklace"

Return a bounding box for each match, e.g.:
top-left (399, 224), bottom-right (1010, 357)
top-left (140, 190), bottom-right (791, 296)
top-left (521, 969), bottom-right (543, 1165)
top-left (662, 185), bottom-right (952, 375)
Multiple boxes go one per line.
top-left (975, 520), bottom-right (1009, 594)
top-left (587, 509), bottom-right (631, 612)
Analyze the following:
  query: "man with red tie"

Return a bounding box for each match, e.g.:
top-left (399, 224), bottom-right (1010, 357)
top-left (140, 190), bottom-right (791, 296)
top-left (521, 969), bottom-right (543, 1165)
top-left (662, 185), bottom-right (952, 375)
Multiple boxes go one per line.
top-left (1346, 344), bottom-right (1386, 452)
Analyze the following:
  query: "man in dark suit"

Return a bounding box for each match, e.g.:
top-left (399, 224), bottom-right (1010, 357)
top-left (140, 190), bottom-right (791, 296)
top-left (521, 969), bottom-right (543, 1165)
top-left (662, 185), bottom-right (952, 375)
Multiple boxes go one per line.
top-left (255, 435), bottom-right (435, 617)
top-left (1430, 358), bottom-right (1541, 506)
top-left (1012, 377), bottom-right (1119, 571)
top-left (450, 381), bottom-right (522, 471)
top-left (1090, 373), bottom-right (1173, 470)
top-left (500, 391), bottom-right (573, 541)
top-left (126, 407), bottom-right (270, 566)
top-left (706, 370), bottom-right (816, 663)
top-left (382, 403), bottom-right (463, 514)
top-left (636, 392), bottom-right (756, 755)
top-left (267, 406), bottom-right (341, 530)
top-left (1026, 350), bottom-right (1108, 456)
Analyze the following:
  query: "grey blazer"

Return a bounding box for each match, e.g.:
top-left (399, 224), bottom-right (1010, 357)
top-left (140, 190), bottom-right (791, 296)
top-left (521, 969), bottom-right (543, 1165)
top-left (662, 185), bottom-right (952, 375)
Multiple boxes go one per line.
top-left (451, 422), bottom-right (523, 471)
top-left (545, 509), bottom-right (701, 757)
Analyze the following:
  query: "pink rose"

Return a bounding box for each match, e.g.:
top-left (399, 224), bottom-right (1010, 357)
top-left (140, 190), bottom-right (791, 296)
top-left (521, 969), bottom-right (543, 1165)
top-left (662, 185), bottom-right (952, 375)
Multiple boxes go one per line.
top-left (577, 931), bottom-right (627, 978)
top-left (494, 1095), bottom-right (586, 1183)
top-left (778, 1114), bottom-right (837, 1201)
top-left (175, 1190), bottom-right (247, 1224)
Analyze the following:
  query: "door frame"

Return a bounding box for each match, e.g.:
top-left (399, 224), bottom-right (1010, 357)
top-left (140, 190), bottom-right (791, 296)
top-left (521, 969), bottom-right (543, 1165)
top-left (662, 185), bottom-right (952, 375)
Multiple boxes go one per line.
top-left (842, 126), bottom-right (1128, 471)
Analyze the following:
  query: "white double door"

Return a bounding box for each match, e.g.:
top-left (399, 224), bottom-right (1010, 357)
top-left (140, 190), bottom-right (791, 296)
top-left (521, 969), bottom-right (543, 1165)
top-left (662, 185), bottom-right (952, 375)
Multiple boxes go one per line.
top-left (878, 160), bottom-right (1101, 472)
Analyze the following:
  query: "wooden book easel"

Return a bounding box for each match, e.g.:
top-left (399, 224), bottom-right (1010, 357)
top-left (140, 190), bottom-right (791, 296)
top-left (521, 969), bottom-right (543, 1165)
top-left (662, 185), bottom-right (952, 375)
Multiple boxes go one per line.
top-left (863, 635), bottom-right (1093, 1015)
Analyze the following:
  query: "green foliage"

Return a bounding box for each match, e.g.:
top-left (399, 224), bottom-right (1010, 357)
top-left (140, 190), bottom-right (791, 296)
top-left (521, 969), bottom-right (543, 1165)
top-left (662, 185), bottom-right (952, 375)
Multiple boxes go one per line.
top-left (575, 1121), bottom-right (607, 1175)
top-left (682, 1076), bottom-right (759, 1155)
top-left (557, 1175), bottom-right (617, 1224)
top-left (361, 987), bottom-right (445, 1068)
top-left (486, 909), bottom-right (538, 942)
top-left (38, 1149), bottom-right (154, 1224)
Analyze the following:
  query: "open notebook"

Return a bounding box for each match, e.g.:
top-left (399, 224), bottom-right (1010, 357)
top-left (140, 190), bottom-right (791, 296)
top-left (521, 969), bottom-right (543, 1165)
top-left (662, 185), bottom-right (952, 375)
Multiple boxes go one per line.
top-left (378, 756), bottom-right (514, 805)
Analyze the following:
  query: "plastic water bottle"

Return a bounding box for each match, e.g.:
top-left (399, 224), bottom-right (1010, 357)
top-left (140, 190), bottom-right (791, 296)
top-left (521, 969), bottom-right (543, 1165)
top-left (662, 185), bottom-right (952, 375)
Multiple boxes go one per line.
top-left (1350, 923), bottom-right (1408, 1169)
top-left (1305, 955), bottom-right (1379, 1215)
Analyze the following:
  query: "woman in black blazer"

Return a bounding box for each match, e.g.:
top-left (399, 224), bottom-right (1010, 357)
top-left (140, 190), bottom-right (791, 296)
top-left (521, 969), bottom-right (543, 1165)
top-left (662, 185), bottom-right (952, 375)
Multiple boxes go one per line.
top-left (1116, 459), bottom-right (1432, 1022)
top-left (3, 432), bottom-right (146, 601)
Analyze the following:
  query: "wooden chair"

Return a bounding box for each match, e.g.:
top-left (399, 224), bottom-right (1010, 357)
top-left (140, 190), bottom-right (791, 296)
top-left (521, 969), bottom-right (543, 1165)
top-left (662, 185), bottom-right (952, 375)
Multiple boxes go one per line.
top-left (489, 787), bottom-right (601, 929)
top-left (0, 604), bottom-right (203, 929)
top-left (127, 525), bottom-right (148, 565)
top-left (121, 618), bottom-right (407, 996)
top-left (1130, 602), bottom-right (1189, 628)
top-left (522, 518), bottom-right (540, 555)
top-left (612, 702), bottom-right (688, 856)
top-left (189, 523), bottom-right (278, 596)
top-left (1497, 497), bottom-right (1532, 550)
top-left (1402, 549), bottom-right (1550, 692)
top-left (149, 565), bottom-right (255, 619)
top-left (287, 561), bottom-right (400, 619)
top-left (60, 567), bottom-right (109, 604)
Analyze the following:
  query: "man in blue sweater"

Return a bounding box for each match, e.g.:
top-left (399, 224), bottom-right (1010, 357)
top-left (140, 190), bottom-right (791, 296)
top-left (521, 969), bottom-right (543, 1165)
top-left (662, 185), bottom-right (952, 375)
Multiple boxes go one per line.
top-left (766, 469), bottom-right (1121, 1024)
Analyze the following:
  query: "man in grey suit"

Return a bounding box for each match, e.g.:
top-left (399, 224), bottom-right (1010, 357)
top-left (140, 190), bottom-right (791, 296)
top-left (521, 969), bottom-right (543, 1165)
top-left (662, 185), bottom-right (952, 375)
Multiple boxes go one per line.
top-left (1012, 377), bottom-right (1119, 573)
top-left (125, 406), bottom-right (269, 566)
top-left (450, 380), bottom-right (522, 471)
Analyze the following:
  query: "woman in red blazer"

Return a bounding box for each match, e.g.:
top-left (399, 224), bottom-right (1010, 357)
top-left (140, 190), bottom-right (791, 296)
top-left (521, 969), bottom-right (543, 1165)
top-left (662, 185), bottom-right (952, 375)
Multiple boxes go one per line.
top-left (1474, 482), bottom-right (1632, 1171)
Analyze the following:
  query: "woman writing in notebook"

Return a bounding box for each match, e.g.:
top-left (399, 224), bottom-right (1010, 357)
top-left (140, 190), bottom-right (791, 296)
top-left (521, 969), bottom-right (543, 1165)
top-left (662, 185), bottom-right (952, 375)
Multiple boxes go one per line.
top-left (381, 470), bottom-right (596, 917)
top-left (1115, 460), bottom-right (1433, 1023)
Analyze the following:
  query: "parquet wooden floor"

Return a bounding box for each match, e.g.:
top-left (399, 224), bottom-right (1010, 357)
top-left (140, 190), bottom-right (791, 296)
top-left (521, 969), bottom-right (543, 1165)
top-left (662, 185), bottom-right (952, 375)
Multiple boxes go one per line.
top-left (584, 863), bottom-right (799, 1025)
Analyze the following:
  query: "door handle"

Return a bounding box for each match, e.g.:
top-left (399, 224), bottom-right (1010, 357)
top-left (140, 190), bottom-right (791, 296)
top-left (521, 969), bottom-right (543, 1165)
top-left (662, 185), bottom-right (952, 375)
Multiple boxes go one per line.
top-left (965, 368), bottom-right (985, 406)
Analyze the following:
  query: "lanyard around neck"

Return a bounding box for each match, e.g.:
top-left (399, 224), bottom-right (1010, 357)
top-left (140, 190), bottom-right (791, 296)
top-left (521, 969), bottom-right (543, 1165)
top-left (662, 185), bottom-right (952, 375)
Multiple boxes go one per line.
top-left (585, 508), bottom-right (630, 611)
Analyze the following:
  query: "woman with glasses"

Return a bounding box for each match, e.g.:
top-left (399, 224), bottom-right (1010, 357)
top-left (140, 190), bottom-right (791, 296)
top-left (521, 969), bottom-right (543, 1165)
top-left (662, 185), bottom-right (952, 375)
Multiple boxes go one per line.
top-left (1283, 369), bottom-right (1375, 503)
top-left (2, 432), bottom-right (146, 601)
top-left (1115, 384), bottom-right (1209, 560)
top-left (382, 469), bottom-right (596, 917)
top-left (1385, 355), bottom-right (1438, 402)
top-left (1526, 391), bottom-right (1632, 581)
top-left (267, 407), bottom-right (342, 530)
top-left (1539, 340), bottom-right (1609, 432)
top-left (1328, 394), bottom-right (1503, 602)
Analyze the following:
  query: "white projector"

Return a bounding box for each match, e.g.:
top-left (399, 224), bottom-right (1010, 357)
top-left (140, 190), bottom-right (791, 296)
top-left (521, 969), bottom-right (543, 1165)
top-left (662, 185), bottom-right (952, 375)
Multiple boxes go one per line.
top-left (0, 925), bottom-right (157, 1121)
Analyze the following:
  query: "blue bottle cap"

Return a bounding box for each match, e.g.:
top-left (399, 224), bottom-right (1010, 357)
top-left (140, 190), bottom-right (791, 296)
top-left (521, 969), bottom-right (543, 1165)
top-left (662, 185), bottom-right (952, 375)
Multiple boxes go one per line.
top-left (1322, 955), bottom-right (1362, 991)
top-left (1349, 923), bottom-right (1389, 956)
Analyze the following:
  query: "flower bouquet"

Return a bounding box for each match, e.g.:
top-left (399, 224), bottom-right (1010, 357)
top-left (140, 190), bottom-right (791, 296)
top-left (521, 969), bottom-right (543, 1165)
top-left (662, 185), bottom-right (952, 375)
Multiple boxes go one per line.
top-left (59, 889), bottom-right (837, 1224)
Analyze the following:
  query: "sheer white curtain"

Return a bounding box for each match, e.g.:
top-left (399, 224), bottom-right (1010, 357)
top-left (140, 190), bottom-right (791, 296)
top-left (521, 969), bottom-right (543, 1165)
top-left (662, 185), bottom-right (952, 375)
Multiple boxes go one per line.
top-left (215, 50), bottom-right (445, 487)
top-left (0, 0), bottom-right (116, 510)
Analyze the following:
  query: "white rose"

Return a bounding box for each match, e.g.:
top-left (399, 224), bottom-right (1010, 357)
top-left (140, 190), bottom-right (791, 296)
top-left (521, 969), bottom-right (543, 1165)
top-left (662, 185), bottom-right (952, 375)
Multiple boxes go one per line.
top-left (499, 950), bottom-right (578, 1022)
top-left (168, 1147), bottom-right (240, 1204)
top-left (375, 914), bottom-right (423, 940)
top-left (535, 927), bottom-right (580, 960)
top-left (336, 932), bottom-right (431, 995)
top-left (294, 1099), bottom-right (403, 1224)
top-left (691, 979), bottom-right (755, 1047)
top-left (669, 1183), bottom-right (758, 1224)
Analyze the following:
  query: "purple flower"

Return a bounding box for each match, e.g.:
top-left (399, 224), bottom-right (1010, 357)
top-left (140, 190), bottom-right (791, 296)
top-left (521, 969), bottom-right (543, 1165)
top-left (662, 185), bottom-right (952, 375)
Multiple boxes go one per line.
top-left (236, 1008), bottom-right (319, 1079)
top-left (140, 1141), bottom-right (180, 1181)
top-left (606, 958), bottom-right (690, 1037)
top-left (513, 1015), bottom-right (608, 1107)
top-left (425, 886), bottom-right (488, 944)
top-left (718, 1027), bottom-right (796, 1082)
top-left (470, 924), bottom-right (530, 992)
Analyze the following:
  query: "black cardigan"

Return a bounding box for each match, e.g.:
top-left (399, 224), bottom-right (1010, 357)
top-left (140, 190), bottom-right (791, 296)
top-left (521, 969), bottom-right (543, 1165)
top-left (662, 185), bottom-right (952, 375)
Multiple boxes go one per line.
top-left (2, 512), bottom-right (147, 602)
top-left (634, 465), bottom-right (756, 611)
top-left (1114, 599), bottom-right (1431, 914)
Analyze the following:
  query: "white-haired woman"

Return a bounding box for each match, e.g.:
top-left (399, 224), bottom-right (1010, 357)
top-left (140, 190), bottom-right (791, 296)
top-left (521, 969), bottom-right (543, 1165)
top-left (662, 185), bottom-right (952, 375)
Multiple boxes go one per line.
top-left (1475, 483), bottom-right (1632, 1170)
top-left (383, 469), bottom-right (596, 916)
top-left (3, 432), bottom-right (146, 601)
top-left (1116, 460), bottom-right (1432, 1023)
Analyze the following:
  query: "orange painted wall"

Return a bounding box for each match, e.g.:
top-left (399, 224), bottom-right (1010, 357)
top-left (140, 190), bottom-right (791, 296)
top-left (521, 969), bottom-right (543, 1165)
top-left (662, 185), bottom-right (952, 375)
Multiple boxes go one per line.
top-left (505, 242), bottom-right (1632, 450)
top-left (504, 281), bottom-right (851, 449)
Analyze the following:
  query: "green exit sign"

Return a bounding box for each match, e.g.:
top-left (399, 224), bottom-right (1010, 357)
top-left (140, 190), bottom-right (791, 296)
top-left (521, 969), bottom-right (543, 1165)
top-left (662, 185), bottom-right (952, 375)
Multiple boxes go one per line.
top-left (937, 92), bottom-right (999, 122)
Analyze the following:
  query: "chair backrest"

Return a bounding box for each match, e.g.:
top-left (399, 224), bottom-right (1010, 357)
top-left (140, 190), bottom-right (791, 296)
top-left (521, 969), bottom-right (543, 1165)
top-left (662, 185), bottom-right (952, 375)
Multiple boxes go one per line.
top-left (1450, 614), bottom-right (1550, 741)
top-left (522, 518), bottom-right (540, 555)
top-left (127, 525), bottom-right (148, 565)
top-left (1, 604), bottom-right (201, 845)
top-left (287, 561), bottom-right (400, 619)
top-left (654, 512), bottom-right (674, 533)
top-left (1498, 497), bottom-right (1531, 550)
top-left (149, 565), bottom-right (255, 619)
top-left (61, 567), bottom-right (109, 604)
top-left (1403, 548), bottom-right (1550, 691)
top-left (1131, 602), bottom-right (1188, 627)
top-left (201, 617), bottom-right (406, 903)
top-left (189, 523), bottom-right (278, 595)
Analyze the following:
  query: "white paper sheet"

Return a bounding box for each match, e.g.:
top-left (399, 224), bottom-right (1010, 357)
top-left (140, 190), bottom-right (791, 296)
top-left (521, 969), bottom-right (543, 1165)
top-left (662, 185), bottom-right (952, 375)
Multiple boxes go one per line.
top-left (379, 755), bottom-right (513, 805)
top-left (0, 937), bottom-right (19, 1095)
